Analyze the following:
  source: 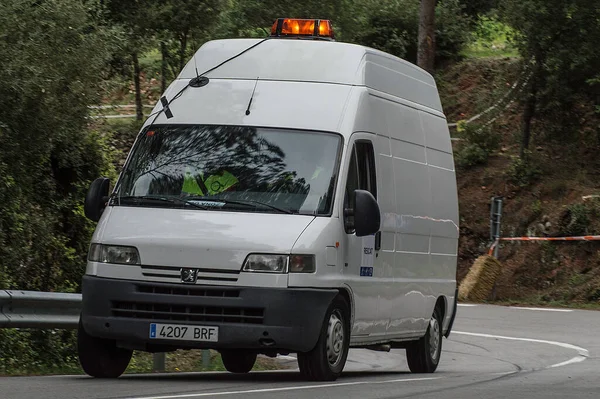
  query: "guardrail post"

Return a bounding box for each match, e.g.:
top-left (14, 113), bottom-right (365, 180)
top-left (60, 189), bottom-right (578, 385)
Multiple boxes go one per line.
top-left (490, 196), bottom-right (503, 257)
top-left (489, 196), bottom-right (503, 300)
top-left (153, 353), bottom-right (166, 372)
top-left (202, 349), bottom-right (211, 369)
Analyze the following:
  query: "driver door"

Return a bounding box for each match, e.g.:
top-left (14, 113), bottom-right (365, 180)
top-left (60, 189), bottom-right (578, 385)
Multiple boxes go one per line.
top-left (342, 137), bottom-right (387, 342)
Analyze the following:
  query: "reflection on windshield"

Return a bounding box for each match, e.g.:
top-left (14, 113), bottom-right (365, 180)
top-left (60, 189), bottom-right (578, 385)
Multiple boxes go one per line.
top-left (115, 125), bottom-right (341, 215)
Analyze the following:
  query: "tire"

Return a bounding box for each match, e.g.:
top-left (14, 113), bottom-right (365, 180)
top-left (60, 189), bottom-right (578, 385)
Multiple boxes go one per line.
top-left (406, 306), bottom-right (443, 373)
top-left (297, 295), bottom-right (350, 381)
top-left (77, 319), bottom-right (133, 378)
top-left (220, 350), bottom-right (257, 373)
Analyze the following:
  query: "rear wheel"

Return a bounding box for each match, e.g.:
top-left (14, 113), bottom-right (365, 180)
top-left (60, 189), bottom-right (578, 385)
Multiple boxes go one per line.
top-left (77, 320), bottom-right (133, 378)
top-left (220, 350), bottom-right (257, 373)
top-left (297, 295), bottom-right (350, 381)
top-left (406, 306), bottom-right (443, 373)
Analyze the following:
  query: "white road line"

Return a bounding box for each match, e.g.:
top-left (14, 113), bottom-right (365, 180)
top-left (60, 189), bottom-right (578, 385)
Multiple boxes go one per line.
top-left (548, 356), bottom-right (588, 368)
top-left (125, 377), bottom-right (442, 399)
top-left (508, 307), bottom-right (573, 312)
top-left (457, 304), bottom-right (478, 307)
top-left (453, 331), bottom-right (589, 369)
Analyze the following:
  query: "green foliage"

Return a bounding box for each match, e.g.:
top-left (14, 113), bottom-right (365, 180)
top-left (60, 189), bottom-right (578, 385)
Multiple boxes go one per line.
top-left (0, 329), bottom-right (81, 376)
top-left (463, 14), bottom-right (518, 58)
top-left (530, 199), bottom-right (542, 218)
top-left (455, 144), bottom-right (489, 168)
top-left (0, 0), bottom-right (115, 372)
top-left (0, 0), bottom-right (114, 291)
top-left (501, 0), bottom-right (600, 138)
top-left (460, 0), bottom-right (499, 17)
top-left (435, 0), bottom-right (475, 61)
top-left (506, 155), bottom-right (541, 187)
top-left (557, 204), bottom-right (590, 236)
top-left (353, 0), bottom-right (471, 63)
top-left (540, 241), bottom-right (557, 265)
top-left (454, 124), bottom-right (500, 168)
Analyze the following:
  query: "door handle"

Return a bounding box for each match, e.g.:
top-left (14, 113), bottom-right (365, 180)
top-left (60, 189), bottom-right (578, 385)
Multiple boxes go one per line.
top-left (375, 231), bottom-right (381, 251)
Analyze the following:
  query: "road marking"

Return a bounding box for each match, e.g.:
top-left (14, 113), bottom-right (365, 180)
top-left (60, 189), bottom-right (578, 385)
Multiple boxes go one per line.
top-left (454, 331), bottom-right (589, 369)
top-left (126, 377), bottom-right (442, 399)
top-left (548, 356), bottom-right (588, 368)
top-left (457, 304), bottom-right (477, 307)
top-left (508, 307), bottom-right (573, 312)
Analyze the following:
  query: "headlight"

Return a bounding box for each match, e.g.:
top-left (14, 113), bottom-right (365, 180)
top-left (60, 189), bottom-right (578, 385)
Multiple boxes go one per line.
top-left (242, 254), bottom-right (315, 273)
top-left (88, 244), bottom-right (140, 265)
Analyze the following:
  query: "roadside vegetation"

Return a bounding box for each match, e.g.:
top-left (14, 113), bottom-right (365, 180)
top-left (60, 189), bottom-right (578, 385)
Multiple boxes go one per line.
top-left (1, 0), bottom-right (599, 375)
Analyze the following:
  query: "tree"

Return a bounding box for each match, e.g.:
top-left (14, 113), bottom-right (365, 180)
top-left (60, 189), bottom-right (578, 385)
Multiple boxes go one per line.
top-left (154, 0), bottom-right (226, 89)
top-left (502, 0), bottom-right (600, 156)
top-left (417, 0), bottom-right (436, 73)
top-left (0, 0), bottom-right (114, 288)
top-left (101, 0), bottom-right (157, 121)
top-left (354, 0), bottom-right (470, 64)
top-left (460, 0), bottom-right (498, 17)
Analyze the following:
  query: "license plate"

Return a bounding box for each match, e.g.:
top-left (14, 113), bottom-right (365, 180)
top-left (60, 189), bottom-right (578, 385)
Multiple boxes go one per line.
top-left (149, 323), bottom-right (218, 342)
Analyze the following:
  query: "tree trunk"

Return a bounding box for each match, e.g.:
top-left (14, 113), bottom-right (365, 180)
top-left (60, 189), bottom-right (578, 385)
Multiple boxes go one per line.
top-left (161, 41), bottom-right (168, 93)
top-left (179, 31), bottom-right (188, 72)
top-left (520, 61), bottom-right (540, 159)
top-left (132, 52), bottom-right (143, 121)
top-left (417, 0), bottom-right (436, 73)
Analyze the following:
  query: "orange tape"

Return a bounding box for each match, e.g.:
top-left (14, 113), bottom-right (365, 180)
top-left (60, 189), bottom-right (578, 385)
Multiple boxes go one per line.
top-left (488, 236), bottom-right (600, 256)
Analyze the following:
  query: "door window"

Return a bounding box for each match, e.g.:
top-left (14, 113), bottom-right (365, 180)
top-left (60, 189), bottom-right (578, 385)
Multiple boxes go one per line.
top-left (344, 140), bottom-right (377, 233)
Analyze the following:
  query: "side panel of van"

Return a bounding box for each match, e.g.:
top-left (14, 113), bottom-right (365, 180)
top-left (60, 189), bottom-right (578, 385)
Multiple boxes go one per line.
top-left (352, 86), bottom-right (458, 339)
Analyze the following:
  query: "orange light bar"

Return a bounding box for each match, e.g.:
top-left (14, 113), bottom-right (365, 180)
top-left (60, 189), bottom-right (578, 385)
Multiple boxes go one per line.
top-left (270, 18), bottom-right (335, 40)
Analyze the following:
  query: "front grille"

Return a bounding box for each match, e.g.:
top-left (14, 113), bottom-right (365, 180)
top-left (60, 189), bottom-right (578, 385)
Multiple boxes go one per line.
top-left (137, 284), bottom-right (240, 298)
top-left (140, 265), bottom-right (239, 283)
top-left (111, 301), bottom-right (264, 324)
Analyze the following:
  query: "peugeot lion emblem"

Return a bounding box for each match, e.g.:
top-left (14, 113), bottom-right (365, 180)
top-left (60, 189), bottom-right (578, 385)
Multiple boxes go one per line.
top-left (180, 268), bottom-right (198, 284)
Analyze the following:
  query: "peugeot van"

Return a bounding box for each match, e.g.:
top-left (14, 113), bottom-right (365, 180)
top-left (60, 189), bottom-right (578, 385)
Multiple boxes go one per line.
top-left (78, 18), bottom-right (459, 381)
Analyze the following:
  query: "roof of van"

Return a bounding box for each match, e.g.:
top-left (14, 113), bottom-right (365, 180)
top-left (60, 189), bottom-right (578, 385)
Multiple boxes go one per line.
top-left (178, 39), bottom-right (443, 113)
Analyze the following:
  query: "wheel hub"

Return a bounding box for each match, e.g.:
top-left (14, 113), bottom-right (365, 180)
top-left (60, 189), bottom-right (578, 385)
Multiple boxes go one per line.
top-left (326, 311), bottom-right (345, 367)
top-left (429, 317), bottom-right (440, 361)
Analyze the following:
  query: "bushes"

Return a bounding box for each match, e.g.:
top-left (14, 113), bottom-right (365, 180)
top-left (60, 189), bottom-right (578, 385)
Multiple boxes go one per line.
top-left (0, 0), bottom-right (115, 373)
top-left (505, 155), bottom-right (541, 187)
top-left (454, 123), bottom-right (500, 168)
top-left (557, 204), bottom-right (591, 237)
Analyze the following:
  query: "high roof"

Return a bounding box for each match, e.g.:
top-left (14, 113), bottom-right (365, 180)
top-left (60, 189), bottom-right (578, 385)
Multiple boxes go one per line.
top-left (178, 39), bottom-right (443, 113)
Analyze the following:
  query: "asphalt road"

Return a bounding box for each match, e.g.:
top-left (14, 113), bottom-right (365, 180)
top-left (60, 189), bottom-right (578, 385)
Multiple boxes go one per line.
top-left (3, 304), bottom-right (599, 399)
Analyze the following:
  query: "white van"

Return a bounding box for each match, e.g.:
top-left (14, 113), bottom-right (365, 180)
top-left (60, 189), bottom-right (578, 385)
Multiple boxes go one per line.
top-left (78, 18), bottom-right (459, 381)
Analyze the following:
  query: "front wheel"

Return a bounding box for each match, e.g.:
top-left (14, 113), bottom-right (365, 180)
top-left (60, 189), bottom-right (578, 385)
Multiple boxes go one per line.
top-left (220, 350), bottom-right (257, 373)
top-left (77, 319), bottom-right (133, 378)
top-left (406, 306), bottom-right (443, 373)
top-left (297, 295), bottom-right (350, 381)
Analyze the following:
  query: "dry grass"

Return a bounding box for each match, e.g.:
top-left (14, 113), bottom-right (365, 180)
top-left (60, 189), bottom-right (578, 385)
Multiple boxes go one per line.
top-left (458, 255), bottom-right (503, 302)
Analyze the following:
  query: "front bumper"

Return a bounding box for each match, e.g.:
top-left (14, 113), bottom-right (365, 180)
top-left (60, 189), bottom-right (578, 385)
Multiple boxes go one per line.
top-left (80, 275), bottom-right (337, 352)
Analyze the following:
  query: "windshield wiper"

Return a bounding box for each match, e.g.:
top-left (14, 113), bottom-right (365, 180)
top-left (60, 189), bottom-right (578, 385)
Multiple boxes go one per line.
top-left (187, 197), bottom-right (295, 215)
top-left (115, 195), bottom-right (210, 210)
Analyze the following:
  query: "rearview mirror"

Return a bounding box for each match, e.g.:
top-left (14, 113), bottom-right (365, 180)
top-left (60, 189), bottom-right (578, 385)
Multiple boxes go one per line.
top-left (84, 177), bottom-right (110, 222)
top-left (350, 190), bottom-right (381, 237)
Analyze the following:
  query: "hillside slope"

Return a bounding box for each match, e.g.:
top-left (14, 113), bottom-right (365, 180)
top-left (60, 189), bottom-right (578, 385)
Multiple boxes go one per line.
top-left (438, 57), bottom-right (600, 307)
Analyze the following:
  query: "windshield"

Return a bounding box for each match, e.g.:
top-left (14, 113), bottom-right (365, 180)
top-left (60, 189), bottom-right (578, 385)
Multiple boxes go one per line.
top-left (115, 125), bottom-right (342, 215)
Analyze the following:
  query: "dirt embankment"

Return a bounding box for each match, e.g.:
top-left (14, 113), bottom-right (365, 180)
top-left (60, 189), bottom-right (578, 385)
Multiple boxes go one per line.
top-left (440, 58), bottom-right (600, 307)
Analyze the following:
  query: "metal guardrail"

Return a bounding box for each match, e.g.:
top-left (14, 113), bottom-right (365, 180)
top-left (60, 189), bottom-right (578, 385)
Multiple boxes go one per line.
top-left (0, 290), bottom-right (81, 329)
